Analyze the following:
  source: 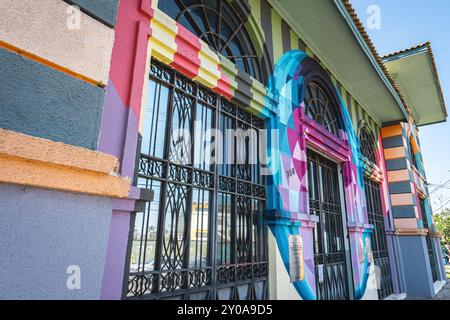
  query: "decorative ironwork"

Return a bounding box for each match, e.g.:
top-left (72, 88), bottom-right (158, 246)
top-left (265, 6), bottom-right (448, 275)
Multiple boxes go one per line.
top-left (304, 82), bottom-right (341, 136)
top-left (364, 177), bottom-right (394, 299)
top-left (308, 150), bottom-right (350, 300)
top-left (127, 60), bottom-right (267, 300)
top-left (158, 0), bottom-right (265, 82)
top-left (359, 126), bottom-right (377, 164)
top-left (420, 199), bottom-right (438, 283)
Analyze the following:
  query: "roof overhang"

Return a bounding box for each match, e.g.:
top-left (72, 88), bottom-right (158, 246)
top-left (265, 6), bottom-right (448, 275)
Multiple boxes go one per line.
top-left (268, 0), bottom-right (408, 126)
top-left (383, 43), bottom-right (448, 127)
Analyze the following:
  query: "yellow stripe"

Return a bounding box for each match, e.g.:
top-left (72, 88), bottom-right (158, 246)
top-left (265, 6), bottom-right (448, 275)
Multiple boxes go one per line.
top-left (195, 42), bottom-right (221, 89)
top-left (150, 9), bottom-right (178, 65)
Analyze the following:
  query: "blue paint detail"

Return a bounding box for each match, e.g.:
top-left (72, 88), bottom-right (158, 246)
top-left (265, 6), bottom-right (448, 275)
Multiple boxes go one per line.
top-left (389, 181), bottom-right (412, 194)
top-left (386, 158), bottom-right (408, 171)
top-left (382, 136), bottom-right (404, 148)
top-left (335, 83), bottom-right (370, 300)
top-left (63, 0), bottom-right (119, 28)
top-left (265, 50), bottom-right (371, 300)
top-left (0, 48), bottom-right (105, 150)
top-left (392, 205), bottom-right (416, 218)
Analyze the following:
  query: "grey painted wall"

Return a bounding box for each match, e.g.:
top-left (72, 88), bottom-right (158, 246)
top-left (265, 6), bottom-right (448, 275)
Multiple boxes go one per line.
top-left (0, 48), bottom-right (104, 150)
top-left (63, 0), bottom-right (120, 28)
top-left (0, 184), bottom-right (112, 300)
top-left (397, 236), bottom-right (435, 298)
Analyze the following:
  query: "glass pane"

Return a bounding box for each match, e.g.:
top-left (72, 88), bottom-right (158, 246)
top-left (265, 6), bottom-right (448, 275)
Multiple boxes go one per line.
top-left (161, 183), bottom-right (190, 270)
top-left (189, 188), bottom-right (211, 268)
top-left (252, 199), bottom-right (265, 262)
top-left (169, 90), bottom-right (194, 165)
top-left (193, 102), bottom-right (215, 171)
top-left (217, 193), bottom-right (233, 265)
top-left (236, 196), bottom-right (251, 263)
top-left (129, 178), bottom-right (162, 273)
top-left (157, 0), bottom-right (263, 82)
top-left (218, 113), bottom-right (235, 177)
top-left (141, 80), bottom-right (170, 158)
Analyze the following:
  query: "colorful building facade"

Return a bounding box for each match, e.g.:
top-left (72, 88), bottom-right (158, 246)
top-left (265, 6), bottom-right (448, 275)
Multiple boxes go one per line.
top-left (0, 0), bottom-right (447, 300)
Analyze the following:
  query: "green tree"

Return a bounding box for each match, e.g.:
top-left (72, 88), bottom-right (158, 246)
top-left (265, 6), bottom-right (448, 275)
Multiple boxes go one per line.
top-left (433, 209), bottom-right (450, 244)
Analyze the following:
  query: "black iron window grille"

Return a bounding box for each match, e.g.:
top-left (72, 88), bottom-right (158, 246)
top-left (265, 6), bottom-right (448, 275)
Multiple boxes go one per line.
top-left (363, 178), bottom-right (394, 299)
top-left (359, 126), bottom-right (377, 164)
top-left (158, 0), bottom-right (265, 83)
top-left (304, 82), bottom-right (341, 137)
top-left (307, 150), bottom-right (350, 300)
top-left (359, 127), bottom-right (394, 299)
top-left (127, 59), bottom-right (267, 300)
top-left (420, 199), bottom-right (438, 283)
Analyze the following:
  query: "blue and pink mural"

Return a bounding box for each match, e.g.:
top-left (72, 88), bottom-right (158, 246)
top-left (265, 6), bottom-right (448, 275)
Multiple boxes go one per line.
top-left (265, 50), bottom-right (374, 300)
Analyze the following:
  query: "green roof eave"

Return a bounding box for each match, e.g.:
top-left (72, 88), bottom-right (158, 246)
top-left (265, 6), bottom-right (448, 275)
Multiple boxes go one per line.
top-left (383, 43), bottom-right (448, 127)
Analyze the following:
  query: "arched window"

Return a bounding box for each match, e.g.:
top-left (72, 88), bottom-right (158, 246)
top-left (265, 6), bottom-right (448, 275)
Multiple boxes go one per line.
top-left (159, 0), bottom-right (265, 82)
top-left (359, 126), bottom-right (377, 164)
top-left (360, 124), bottom-right (394, 298)
top-left (409, 139), bottom-right (418, 169)
top-left (304, 81), bottom-right (341, 136)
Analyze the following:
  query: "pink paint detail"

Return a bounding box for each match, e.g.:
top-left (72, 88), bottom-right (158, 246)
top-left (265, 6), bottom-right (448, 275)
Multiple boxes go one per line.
top-left (279, 187), bottom-right (290, 211)
top-left (376, 132), bottom-right (393, 222)
top-left (139, 0), bottom-right (154, 19)
top-left (109, 0), bottom-right (152, 114)
top-left (298, 191), bottom-right (309, 214)
top-left (129, 21), bottom-right (152, 120)
top-left (415, 191), bottom-right (422, 220)
top-left (172, 24), bottom-right (201, 80)
top-left (100, 0), bottom-right (154, 300)
top-left (302, 116), bottom-right (350, 163)
top-left (216, 65), bottom-right (233, 100)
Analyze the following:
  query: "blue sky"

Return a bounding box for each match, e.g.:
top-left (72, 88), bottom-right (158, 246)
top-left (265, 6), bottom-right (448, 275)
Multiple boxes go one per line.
top-left (350, 0), bottom-right (450, 212)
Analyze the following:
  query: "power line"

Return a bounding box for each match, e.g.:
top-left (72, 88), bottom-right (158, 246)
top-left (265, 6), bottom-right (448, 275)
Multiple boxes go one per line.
top-left (430, 179), bottom-right (450, 194)
top-left (433, 198), bottom-right (450, 213)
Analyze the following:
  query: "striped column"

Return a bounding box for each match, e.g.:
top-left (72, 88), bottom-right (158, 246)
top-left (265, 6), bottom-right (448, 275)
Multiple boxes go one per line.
top-left (381, 122), bottom-right (435, 298)
top-left (381, 123), bottom-right (420, 232)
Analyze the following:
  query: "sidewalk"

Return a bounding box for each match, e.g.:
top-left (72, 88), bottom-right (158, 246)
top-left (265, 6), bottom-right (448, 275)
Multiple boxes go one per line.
top-left (433, 280), bottom-right (450, 300)
top-left (433, 266), bottom-right (450, 300)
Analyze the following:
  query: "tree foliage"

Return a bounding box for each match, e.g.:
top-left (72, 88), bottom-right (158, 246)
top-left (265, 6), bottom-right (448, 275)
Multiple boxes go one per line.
top-left (433, 209), bottom-right (450, 244)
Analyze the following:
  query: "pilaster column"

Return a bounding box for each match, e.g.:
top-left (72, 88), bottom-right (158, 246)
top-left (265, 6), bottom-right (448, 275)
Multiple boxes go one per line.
top-left (381, 122), bottom-right (435, 298)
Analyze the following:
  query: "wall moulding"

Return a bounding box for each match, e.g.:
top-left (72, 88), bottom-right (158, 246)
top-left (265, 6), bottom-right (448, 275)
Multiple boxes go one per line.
top-left (0, 129), bottom-right (130, 198)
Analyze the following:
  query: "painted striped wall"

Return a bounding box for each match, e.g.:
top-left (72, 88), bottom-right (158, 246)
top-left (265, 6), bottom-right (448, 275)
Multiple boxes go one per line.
top-left (0, 0), bottom-right (118, 149)
top-left (0, 0), bottom-right (126, 196)
top-left (381, 123), bottom-right (421, 232)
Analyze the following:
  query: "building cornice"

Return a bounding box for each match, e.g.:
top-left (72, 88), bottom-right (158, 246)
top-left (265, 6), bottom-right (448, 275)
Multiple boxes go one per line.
top-left (0, 129), bottom-right (130, 198)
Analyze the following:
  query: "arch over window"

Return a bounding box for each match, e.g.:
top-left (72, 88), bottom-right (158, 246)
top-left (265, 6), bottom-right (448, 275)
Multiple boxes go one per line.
top-left (359, 126), bottom-right (377, 164)
top-left (304, 81), bottom-right (342, 137)
top-left (159, 0), bottom-right (266, 82)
